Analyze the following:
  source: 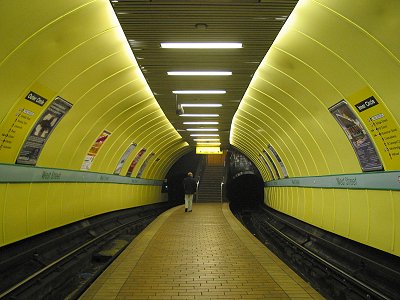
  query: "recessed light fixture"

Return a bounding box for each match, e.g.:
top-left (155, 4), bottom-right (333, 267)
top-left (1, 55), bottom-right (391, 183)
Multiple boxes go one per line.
top-left (186, 128), bottom-right (219, 131)
top-left (173, 90), bottom-right (226, 95)
top-left (181, 104), bottom-right (222, 108)
top-left (180, 114), bottom-right (219, 117)
top-left (168, 71), bottom-right (232, 76)
top-left (197, 143), bottom-right (221, 146)
top-left (193, 139), bottom-right (220, 141)
top-left (190, 134), bottom-right (219, 137)
top-left (183, 122), bottom-right (219, 125)
top-left (161, 42), bottom-right (242, 49)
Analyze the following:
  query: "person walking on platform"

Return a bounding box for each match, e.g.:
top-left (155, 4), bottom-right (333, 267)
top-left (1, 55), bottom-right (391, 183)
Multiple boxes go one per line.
top-left (183, 172), bottom-right (197, 212)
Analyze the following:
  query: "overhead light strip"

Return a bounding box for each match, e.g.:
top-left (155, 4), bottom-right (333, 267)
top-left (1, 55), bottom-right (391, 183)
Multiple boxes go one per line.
top-left (161, 42), bottom-right (242, 49)
top-left (190, 134), bottom-right (219, 137)
top-left (173, 90), bottom-right (226, 95)
top-left (168, 71), bottom-right (232, 76)
top-left (186, 128), bottom-right (218, 131)
top-left (197, 143), bottom-right (221, 146)
top-left (180, 114), bottom-right (219, 117)
top-left (183, 122), bottom-right (219, 125)
top-left (181, 104), bottom-right (222, 108)
top-left (193, 139), bottom-right (220, 141)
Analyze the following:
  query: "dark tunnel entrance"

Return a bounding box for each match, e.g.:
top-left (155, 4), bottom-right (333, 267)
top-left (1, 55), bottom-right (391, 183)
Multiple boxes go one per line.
top-left (225, 149), bottom-right (265, 211)
top-left (226, 174), bottom-right (264, 210)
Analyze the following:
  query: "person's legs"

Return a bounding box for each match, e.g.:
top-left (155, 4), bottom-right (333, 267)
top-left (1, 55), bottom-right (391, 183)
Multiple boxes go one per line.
top-left (184, 194), bottom-right (189, 212)
top-left (188, 194), bottom-right (193, 212)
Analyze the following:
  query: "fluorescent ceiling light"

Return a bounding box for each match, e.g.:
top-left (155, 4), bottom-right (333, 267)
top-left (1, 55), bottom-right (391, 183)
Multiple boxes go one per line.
top-left (193, 139), bottom-right (220, 141)
top-left (197, 143), bottom-right (221, 146)
top-left (181, 104), bottom-right (222, 108)
top-left (180, 114), bottom-right (219, 117)
top-left (186, 128), bottom-right (218, 131)
top-left (183, 122), bottom-right (219, 125)
top-left (173, 90), bottom-right (226, 94)
top-left (161, 42), bottom-right (242, 49)
top-left (168, 71), bottom-right (232, 76)
top-left (190, 134), bottom-right (219, 137)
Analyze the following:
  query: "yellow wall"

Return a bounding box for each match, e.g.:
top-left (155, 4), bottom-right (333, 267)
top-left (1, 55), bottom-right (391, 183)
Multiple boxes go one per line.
top-left (0, 0), bottom-right (188, 246)
top-left (231, 0), bottom-right (400, 256)
top-left (1, 0), bottom-right (399, 258)
top-left (266, 187), bottom-right (400, 255)
top-left (0, 182), bottom-right (162, 246)
top-left (0, 0), bottom-right (187, 173)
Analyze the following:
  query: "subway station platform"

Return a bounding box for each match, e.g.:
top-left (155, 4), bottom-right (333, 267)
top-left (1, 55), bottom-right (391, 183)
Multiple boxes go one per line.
top-left (80, 203), bottom-right (323, 300)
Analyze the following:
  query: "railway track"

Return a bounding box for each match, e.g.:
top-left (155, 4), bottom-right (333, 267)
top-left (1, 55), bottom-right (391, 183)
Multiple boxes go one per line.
top-left (0, 203), bottom-right (171, 299)
top-left (233, 205), bottom-right (400, 300)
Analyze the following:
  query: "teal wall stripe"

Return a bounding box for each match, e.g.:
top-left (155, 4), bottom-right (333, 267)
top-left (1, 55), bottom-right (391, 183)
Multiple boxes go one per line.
top-left (265, 171), bottom-right (400, 191)
top-left (0, 164), bottom-right (163, 186)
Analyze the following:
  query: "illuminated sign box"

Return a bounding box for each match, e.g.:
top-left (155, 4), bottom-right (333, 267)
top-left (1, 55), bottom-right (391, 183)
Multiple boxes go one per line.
top-left (196, 146), bottom-right (222, 155)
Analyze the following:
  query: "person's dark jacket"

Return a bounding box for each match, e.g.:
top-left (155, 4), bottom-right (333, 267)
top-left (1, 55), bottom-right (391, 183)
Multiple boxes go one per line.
top-left (183, 176), bottom-right (197, 194)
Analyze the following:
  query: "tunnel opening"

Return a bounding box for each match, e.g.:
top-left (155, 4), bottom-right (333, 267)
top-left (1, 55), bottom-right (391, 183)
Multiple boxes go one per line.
top-left (226, 174), bottom-right (264, 211)
top-left (225, 152), bottom-right (400, 299)
top-left (165, 150), bottom-right (202, 205)
top-left (225, 149), bottom-right (264, 213)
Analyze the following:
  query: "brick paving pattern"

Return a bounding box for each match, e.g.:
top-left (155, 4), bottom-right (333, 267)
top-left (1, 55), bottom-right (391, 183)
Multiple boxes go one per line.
top-left (81, 203), bottom-right (324, 300)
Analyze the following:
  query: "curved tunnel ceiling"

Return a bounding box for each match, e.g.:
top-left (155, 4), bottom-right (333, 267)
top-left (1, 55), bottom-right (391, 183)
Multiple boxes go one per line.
top-left (232, 0), bottom-right (400, 179)
top-left (1, 0), bottom-right (398, 179)
top-left (112, 0), bottom-right (298, 149)
top-left (0, 0), bottom-right (299, 177)
top-left (0, 0), bottom-right (191, 179)
top-left (0, 0), bottom-right (400, 256)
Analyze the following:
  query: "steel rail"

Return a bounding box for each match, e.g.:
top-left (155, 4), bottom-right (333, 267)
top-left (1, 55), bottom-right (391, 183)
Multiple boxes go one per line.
top-left (0, 215), bottom-right (154, 299)
top-left (261, 218), bottom-right (391, 300)
top-left (261, 207), bottom-right (400, 278)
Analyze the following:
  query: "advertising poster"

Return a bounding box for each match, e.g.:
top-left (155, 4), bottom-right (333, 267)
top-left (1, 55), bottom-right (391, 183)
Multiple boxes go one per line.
top-left (16, 96), bottom-right (72, 165)
top-left (136, 152), bottom-right (155, 178)
top-left (262, 150), bottom-right (280, 179)
top-left (346, 87), bottom-right (400, 170)
top-left (114, 143), bottom-right (137, 175)
top-left (259, 154), bottom-right (275, 180)
top-left (329, 100), bottom-right (383, 172)
top-left (267, 145), bottom-right (289, 178)
top-left (0, 90), bottom-right (50, 163)
top-left (81, 130), bottom-right (111, 170)
top-left (126, 148), bottom-right (146, 177)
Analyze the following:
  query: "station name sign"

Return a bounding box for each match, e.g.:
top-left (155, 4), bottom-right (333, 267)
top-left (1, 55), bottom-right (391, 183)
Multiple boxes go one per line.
top-left (25, 91), bottom-right (47, 106)
top-left (355, 96), bottom-right (378, 112)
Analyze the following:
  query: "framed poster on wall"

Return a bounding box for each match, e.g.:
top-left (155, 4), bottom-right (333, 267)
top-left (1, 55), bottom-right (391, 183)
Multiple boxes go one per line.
top-left (126, 148), bottom-right (147, 177)
top-left (136, 152), bottom-right (155, 178)
top-left (259, 153), bottom-right (275, 180)
top-left (329, 100), bottom-right (383, 172)
top-left (16, 96), bottom-right (72, 165)
top-left (267, 145), bottom-right (288, 178)
top-left (114, 143), bottom-right (137, 175)
top-left (346, 88), bottom-right (400, 170)
top-left (262, 149), bottom-right (280, 179)
top-left (81, 130), bottom-right (111, 170)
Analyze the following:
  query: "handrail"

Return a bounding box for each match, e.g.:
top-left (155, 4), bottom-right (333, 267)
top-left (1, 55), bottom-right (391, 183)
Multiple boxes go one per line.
top-left (220, 182), bottom-right (224, 203)
top-left (195, 177), bottom-right (200, 203)
top-left (220, 176), bottom-right (224, 203)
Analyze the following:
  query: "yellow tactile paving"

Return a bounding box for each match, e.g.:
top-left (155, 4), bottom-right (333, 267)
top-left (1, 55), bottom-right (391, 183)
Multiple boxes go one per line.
top-left (80, 203), bottom-right (324, 300)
